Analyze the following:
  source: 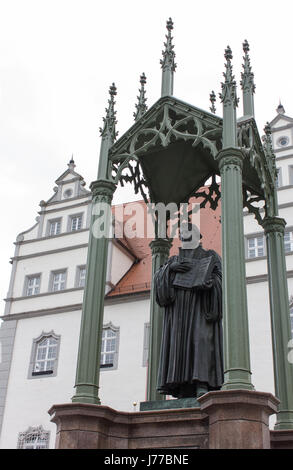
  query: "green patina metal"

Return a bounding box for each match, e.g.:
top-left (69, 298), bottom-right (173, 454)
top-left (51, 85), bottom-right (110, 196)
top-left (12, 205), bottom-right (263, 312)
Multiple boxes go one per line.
top-left (72, 18), bottom-right (293, 429)
top-left (147, 238), bottom-right (173, 402)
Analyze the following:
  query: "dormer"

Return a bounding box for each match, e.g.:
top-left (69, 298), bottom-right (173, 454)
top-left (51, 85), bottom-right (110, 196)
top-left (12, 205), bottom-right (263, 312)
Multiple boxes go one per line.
top-left (270, 103), bottom-right (293, 152)
top-left (44, 158), bottom-right (90, 205)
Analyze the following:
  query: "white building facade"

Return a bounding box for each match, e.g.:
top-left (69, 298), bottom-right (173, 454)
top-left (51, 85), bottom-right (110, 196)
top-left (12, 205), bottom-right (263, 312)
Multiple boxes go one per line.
top-left (0, 107), bottom-right (293, 449)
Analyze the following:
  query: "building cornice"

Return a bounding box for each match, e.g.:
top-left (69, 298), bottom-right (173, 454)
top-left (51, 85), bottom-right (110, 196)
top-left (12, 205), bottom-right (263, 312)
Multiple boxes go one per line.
top-left (1, 290), bottom-right (151, 320)
top-left (39, 199), bottom-right (90, 215)
top-left (4, 286), bottom-right (84, 303)
top-left (11, 243), bottom-right (89, 262)
top-left (274, 145), bottom-right (293, 154)
top-left (271, 123), bottom-right (293, 133)
top-left (276, 153), bottom-right (293, 161)
top-left (277, 185), bottom-right (293, 192)
top-left (247, 270), bottom-right (293, 284)
top-left (15, 228), bottom-right (89, 246)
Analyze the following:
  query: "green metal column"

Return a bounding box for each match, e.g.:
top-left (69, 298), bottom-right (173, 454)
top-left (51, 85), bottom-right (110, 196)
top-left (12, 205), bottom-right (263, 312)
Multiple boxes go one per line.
top-left (217, 149), bottom-right (253, 390)
top-left (240, 40), bottom-right (255, 117)
top-left (147, 238), bottom-right (172, 401)
top-left (72, 179), bottom-right (116, 404)
top-left (262, 216), bottom-right (293, 430)
top-left (217, 46), bottom-right (253, 391)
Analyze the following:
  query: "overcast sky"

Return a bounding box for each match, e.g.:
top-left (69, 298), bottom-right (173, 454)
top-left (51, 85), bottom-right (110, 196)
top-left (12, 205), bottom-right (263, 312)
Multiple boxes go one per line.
top-left (0, 0), bottom-right (292, 306)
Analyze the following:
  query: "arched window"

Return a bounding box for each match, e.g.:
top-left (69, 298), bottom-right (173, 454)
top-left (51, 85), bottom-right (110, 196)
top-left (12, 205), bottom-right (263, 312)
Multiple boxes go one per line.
top-left (17, 426), bottom-right (50, 449)
top-left (100, 323), bottom-right (120, 370)
top-left (28, 332), bottom-right (60, 379)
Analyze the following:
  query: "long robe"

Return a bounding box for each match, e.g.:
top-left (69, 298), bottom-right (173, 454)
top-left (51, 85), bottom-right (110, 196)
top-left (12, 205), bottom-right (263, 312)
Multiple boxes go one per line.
top-left (155, 244), bottom-right (224, 397)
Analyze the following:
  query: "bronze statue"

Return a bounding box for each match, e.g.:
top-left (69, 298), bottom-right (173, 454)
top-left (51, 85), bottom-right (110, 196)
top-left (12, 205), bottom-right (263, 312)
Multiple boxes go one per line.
top-left (154, 224), bottom-right (224, 399)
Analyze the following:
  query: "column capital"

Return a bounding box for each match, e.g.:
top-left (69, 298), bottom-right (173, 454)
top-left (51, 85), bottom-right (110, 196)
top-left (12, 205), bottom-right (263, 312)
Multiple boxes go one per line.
top-left (149, 238), bottom-right (173, 255)
top-left (216, 147), bottom-right (245, 171)
top-left (262, 216), bottom-right (286, 235)
top-left (90, 179), bottom-right (117, 202)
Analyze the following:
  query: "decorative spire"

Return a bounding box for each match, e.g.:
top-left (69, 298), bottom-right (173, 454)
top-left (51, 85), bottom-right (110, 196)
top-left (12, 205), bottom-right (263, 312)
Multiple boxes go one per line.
top-left (219, 46), bottom-right (238, 109)
top-left (133, 73), bottom-right (148, 121)
top-left (97, 83), bottom-right (118, 180)
top-left (99, 83), bottom-right (118, 142)
top-left (220, 46), bottom-right (238, 148)
top-left (68, 155), bottom-right (76, 171)
top-left (209, 90), bottom-right (216, 114)
top-left (160, 18), bottom-right (176, 97)
top-left (240, 40), bottom-right (255, 116)
top-left (276, 101), bottom-right (285, 115)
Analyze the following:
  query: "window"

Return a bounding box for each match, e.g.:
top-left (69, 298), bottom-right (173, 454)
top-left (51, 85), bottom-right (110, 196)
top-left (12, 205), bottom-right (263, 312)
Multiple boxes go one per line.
top-left (276, 168), bottom-right (282, 188)
top-left (51, 270), bottom-right (66, 292)
top-left (290, 301), bottom-right (293, 337)
top-left (289, 166), bottom-right (293, 186)
top-left (25, 275), bottom-right (41, 296)
top-left (142, 323), bottom-right (150, 367)
top-left (28, 332), bottom-right (60, 379)
top-left (284, 231), bottom-right (293, 253)
top-left (77, 266), bottom-right (86, 287)
top-left (247, 235), bottom-right (265, 258)
top-left (17, 426), bottom-right (50, 449)
top-left (277, 136), bottom-right (289, 147)
top-left (63, 188), bottom-right (73, 199)
top-left (48, 219), bottom-right (61, 236)
top-left (70, 214), bottom-right (83, 231)
top-left (100, 323), bottom-right (119, 370)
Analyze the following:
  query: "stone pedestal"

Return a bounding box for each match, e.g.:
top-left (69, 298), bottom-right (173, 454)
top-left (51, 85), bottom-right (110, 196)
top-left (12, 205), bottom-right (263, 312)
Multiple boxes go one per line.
top-left (270, 430), bottom-right (293, 449)
top-left (198, 390), bottom-right (279, 449)
top-left (49, 391), bottom-right (291, 449)
top-left (49, 403), bottom-right (209, 449)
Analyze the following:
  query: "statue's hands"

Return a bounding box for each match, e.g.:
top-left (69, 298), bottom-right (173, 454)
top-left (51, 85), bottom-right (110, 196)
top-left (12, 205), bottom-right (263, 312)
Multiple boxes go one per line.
top-left (170, 260), bottom-right (192, 273)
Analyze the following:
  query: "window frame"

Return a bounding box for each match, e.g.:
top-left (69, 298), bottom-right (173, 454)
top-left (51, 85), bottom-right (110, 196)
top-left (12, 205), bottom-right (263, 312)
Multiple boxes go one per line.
top-left (100, 322), bottom-right (120, 371)
top-left (289, 165), bottom-right (293, 186)
top-left (289, 298), bottom-right (293, 338)
top-left (284, 230), bottom-right (293, 254)
top-left (17, 426), bottom-right (50, 449)
top-left (276, 167), bottom-right (282, 188)
top-left (142, 322), bottom-right (150, 367)
top-left (47, 217), bottom-right (62, 237)
top-left (23, 273), bottom-right (41, 297)
top-left (75, 265), bottom-right (86, 288)
top-left (246, 235), bottom-right (265, 259)
top-left (68, 213), bottom-right (83, 232)
top-left (49, 269), bottom-right (67, 292)
top-left (28, 331), bottom-right (61, 379)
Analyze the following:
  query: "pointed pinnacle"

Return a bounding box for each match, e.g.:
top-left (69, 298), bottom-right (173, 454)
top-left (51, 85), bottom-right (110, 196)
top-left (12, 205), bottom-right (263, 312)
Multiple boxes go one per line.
top-left (264, 122), bottom-right (272, 136)
top-left (224, 45), bottom-right (233, 61)
top-left (134, 73), bottom-right (148, 121)
top-left (99, 83), bottom-right (118, 141)
top-left (220, 46), bottom-right (238, 107)
top-left (160, 17), bottom-right (176, 72)
top-left (210, 90), bottom-right (216, 114)
top-left (241, 39), bottom-right (255, 94)
top-left (243, 39), bottom-right (249, 54)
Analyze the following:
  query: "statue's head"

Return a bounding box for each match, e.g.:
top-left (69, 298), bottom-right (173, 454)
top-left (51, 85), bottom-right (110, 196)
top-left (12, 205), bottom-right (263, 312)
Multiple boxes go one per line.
top-left (179, 222), bottom-right (202, 249)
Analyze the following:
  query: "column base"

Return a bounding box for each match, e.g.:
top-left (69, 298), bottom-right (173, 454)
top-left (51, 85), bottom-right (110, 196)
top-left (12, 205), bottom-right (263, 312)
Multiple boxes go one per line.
top-left (274, 410), bottom-right (293, 430)
top-left (198, 389), bottom-right (279, 449)
top-left (71, 384), bottom-right (101, 405)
